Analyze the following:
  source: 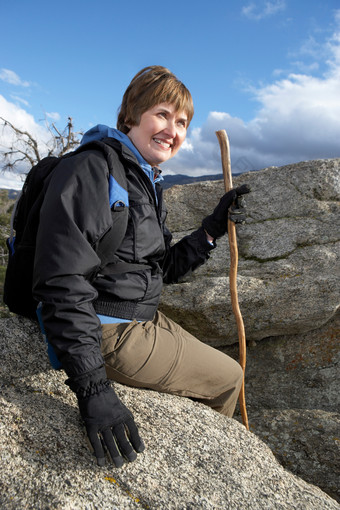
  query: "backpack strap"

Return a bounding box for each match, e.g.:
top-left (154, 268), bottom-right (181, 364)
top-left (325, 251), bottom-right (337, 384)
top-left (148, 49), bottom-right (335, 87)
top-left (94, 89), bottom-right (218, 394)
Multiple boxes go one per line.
top-left (74, 139), bottom-right (130, 272)
top-left (73, 139), bottom-right (128, 196)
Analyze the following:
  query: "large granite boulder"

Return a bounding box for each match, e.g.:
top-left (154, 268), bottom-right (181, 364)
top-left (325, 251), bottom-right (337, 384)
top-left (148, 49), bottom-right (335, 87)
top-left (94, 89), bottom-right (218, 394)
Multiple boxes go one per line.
top-left (160, 158), bottom-right (340, 346)
top-left (0, 316), bottom-right (339, 509)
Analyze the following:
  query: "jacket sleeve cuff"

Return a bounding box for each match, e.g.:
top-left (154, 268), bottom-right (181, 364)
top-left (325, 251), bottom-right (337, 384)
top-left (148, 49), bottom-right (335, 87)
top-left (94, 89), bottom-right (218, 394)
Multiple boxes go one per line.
top-left (66, 365), bottom-right (109, 398)
top-left (194, 226), bottom-right (216, 253)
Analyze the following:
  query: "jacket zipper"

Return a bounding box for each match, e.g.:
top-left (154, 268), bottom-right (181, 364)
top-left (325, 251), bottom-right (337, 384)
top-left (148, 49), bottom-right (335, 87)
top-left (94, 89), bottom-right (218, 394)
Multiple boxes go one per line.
top-left (123, 156), bottom-right (163, 226)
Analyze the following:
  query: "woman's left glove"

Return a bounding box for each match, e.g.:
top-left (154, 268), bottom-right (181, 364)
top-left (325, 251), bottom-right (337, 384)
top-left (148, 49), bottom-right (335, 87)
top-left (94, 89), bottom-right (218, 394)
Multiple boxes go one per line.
top-left (67, 366), bottom-right (145, 467)
top-left (202, 184), bottom-right (251, 239)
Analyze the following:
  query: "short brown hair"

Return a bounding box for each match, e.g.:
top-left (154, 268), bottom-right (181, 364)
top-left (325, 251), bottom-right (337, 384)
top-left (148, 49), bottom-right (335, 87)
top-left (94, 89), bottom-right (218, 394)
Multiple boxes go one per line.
top-left (117, 66), bottom-right (194, 134)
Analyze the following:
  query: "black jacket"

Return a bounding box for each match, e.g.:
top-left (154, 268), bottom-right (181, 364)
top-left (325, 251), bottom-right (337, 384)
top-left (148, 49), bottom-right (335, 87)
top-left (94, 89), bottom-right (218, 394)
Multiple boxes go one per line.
top-left (33, 139), bottom-right (214, 377)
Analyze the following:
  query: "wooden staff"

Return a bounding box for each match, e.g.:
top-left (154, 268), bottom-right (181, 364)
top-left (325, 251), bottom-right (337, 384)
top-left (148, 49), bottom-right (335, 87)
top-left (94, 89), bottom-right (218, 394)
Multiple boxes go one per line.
top-left (215, 129), bottom-right (249, 430)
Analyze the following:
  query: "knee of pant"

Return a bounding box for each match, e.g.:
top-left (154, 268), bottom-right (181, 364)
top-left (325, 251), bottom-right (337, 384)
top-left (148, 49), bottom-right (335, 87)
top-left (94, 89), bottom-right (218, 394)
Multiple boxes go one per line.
top-left (216, 357), bottom-right (243, 392)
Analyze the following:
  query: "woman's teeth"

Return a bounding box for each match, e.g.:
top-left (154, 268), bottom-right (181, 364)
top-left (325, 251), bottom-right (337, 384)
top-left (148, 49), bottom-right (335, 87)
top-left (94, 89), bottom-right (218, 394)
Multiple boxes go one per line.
top-left (153, 138), bottom-right (171, 149)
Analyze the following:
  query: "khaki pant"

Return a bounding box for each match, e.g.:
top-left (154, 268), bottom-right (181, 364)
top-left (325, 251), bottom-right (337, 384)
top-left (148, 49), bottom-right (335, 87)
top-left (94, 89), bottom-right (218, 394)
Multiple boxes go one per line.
top-left (101, 311), bottom-right (243, 417)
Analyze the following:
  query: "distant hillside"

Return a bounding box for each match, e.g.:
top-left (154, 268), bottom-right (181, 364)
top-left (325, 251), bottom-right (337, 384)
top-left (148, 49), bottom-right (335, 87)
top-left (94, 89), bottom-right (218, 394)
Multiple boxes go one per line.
top-left (161, 169), bottom-right (258, 189)
top-left (161, 173), bottom-right (223, 189)
top-left (7, 189), bottom-right (20, 200)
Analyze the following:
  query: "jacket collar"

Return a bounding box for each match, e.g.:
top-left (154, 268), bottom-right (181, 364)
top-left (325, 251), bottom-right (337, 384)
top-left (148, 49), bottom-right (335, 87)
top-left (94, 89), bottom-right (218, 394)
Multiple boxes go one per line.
top-left (81, 124), bottom-right (163, 184)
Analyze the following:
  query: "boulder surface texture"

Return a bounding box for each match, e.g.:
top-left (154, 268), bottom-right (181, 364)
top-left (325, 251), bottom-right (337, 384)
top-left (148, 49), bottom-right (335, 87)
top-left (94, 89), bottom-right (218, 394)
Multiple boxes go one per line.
top-left (0, 317), bottom-right (339, 509)
top-left (161, 158), bottom-right (340, 346)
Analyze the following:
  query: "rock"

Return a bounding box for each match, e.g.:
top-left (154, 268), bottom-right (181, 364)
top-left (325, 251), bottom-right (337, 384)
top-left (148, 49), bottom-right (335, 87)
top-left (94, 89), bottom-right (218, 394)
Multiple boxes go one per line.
top-left (1, 316), bottom-right (339, 509)
top-left (158, 158), bottom-right (340, 503)
top-left (160, 158), bottom-right (340, 346)
top-left (1, 158), bottom-right (339, 507)
top-left (225, 311), bottom-right (340, 502)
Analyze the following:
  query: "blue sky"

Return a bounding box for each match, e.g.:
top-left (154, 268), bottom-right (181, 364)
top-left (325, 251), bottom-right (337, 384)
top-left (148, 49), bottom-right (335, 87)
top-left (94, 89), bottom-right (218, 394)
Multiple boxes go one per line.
top-left (1, 0), bottom-right (340, 188)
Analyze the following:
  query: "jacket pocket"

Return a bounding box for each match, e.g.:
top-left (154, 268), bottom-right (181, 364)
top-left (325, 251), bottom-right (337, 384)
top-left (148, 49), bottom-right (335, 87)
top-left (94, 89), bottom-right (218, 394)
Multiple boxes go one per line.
top-left (95, 269), bottom-right (149, 302)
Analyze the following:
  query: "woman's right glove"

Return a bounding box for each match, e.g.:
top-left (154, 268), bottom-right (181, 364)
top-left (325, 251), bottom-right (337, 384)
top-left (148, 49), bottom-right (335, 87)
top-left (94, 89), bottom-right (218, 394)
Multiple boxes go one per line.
top-left (202, 184), bottom-right (251, 239)
top-left (67, 366), bottom-right (145, 467)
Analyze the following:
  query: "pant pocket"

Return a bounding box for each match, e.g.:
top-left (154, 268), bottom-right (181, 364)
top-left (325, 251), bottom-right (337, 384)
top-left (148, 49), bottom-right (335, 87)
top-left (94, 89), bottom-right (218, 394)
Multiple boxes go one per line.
top-left (101, 320), bottom-right (138, 358)
top-left (101, 321), bottom-right (153, 378)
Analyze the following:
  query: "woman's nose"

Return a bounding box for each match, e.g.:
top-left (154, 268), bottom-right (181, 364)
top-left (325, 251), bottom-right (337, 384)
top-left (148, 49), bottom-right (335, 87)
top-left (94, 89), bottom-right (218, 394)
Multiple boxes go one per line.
top-left (164, 120), bottom-right (177, 138)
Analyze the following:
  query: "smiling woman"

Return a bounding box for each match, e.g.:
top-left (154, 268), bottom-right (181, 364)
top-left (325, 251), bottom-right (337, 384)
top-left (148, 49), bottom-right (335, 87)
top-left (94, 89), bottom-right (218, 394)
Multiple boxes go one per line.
top-left (30, 65), bottom-right (250, 470)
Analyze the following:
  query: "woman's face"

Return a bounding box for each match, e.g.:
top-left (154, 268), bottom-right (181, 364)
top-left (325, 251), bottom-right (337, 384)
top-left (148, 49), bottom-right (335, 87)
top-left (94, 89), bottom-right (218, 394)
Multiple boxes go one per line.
top-left (127, 102), bottom-right (188, 166)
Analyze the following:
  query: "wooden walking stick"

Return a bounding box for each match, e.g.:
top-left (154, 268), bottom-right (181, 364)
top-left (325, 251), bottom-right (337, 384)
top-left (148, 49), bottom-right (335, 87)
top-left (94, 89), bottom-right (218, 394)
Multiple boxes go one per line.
top-left (215, 129), bottom-right (249, 430)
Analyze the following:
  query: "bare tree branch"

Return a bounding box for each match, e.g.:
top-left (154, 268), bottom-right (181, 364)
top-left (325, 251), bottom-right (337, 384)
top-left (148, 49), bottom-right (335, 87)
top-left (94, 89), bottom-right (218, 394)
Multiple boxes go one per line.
top-left (0, 116), bottom-right (83, 173)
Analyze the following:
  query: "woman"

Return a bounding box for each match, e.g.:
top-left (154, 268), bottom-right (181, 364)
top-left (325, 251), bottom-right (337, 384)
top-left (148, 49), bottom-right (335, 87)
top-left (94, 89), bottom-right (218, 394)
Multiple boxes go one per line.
top-left (33, 66), bottom-right (250, 467)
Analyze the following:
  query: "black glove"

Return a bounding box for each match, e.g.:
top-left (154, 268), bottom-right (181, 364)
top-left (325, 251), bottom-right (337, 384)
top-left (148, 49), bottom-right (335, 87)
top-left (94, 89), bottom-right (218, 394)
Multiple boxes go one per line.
top-left (229, 195), bottom-right (248, 224)
top-left (67, 366), bottom-right (145, 467)
top-left (202, 184), bottom-right (251, 239)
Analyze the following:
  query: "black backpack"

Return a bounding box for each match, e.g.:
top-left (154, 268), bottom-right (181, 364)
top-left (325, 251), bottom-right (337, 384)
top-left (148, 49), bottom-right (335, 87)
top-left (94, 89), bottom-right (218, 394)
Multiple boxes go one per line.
top-left (3, 139), bottom-right (128, 321)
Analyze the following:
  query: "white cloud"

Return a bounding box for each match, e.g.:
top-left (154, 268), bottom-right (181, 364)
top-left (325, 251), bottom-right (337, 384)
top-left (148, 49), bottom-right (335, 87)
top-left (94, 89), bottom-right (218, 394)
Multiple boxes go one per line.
top-left (290, 61), bottom-right (319, 73)
top-left (0, 68), bottom-right (30, 87)
top-left (10, 95), bottom-right (30, 107)
top-left (46, 111), bottom-right (61, 122)
top-left (0, 170), bottom-right (25, 190)
top-left (242, 1), bottom-right (286, 21)
top-left (0, 94), bottom-right (48, 139)
top-left (166, 11), bottom-right (340, 176)
top-left (0, 94), bottom-right (52, 179)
